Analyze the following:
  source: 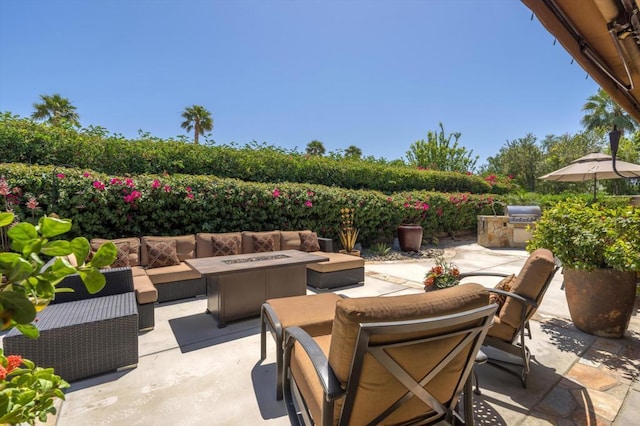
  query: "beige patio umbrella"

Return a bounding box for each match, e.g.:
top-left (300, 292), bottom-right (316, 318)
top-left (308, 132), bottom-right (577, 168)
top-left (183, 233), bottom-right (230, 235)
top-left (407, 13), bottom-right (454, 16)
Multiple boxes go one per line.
top-left (539, 152), bottom-right (640, 199)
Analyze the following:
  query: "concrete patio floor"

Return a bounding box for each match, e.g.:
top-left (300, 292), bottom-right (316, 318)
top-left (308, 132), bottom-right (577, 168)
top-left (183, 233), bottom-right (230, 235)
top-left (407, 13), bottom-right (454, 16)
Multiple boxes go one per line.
top-left (53, 240), bottom-right (640, 425)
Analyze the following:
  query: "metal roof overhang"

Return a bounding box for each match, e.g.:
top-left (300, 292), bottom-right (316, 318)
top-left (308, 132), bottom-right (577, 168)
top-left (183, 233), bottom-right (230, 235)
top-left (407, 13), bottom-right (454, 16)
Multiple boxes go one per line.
top-left (522, 0), bottom-right (640, 123)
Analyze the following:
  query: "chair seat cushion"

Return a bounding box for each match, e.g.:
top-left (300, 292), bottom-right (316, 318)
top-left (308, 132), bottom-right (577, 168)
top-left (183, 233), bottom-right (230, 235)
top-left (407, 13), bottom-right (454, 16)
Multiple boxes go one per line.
top-left (487, 315), bottom-right (517, 342)
top-left (145, 262), bottom-right (202, 284)
top-left (266, 293), bottom-right (342, 336)
top-left (306, 252), bottom-right (364, 273)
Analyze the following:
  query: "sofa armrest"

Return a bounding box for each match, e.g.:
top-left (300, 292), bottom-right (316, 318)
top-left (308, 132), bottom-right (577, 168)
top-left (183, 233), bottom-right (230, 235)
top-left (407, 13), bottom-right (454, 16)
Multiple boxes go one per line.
top-left (51, 267), bottom-right (135, 304)
top-left (318, 237), bottom-right (333, 253)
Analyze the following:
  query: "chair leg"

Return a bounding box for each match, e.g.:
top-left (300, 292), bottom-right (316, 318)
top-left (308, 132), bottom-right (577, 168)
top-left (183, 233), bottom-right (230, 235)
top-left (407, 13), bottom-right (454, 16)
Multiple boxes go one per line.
top-left (464, 373), bottom-right (474, 426)
top-left (260, 306), bottom-right (267, 360)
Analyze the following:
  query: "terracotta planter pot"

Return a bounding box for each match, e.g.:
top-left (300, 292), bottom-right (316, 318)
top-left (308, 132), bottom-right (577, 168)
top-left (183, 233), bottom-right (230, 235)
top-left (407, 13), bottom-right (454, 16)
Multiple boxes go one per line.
top-left (564, 268), bottom-right (637, 338)
top-left (397, 224), bottom-right (423, 252)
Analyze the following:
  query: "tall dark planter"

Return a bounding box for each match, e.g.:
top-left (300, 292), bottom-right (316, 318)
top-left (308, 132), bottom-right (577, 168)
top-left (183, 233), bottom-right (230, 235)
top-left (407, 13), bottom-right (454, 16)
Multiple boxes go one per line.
top-left (564, 268), bottom-right (637, 338)
top-left (397, 224), bottom-right (423, 252)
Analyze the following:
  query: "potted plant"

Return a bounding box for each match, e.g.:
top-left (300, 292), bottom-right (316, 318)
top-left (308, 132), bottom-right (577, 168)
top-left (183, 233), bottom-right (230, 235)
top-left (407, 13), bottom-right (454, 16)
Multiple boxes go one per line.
top-left (423, 256), bottom-right (460, 291)
top-left (397, 200), bottom-right (429, 252)
top-left (338, 208), bottom-right (360, 256)
top-left (0, 210), bottom-right (116, 423)
top-left (527, 199), bottom-right (640, 338)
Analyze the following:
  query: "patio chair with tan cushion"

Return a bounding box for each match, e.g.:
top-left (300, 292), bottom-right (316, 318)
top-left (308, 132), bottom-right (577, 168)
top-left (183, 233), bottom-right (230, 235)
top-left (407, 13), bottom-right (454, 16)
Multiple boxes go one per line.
top-left (282, 283), bottom-right (496, 425)
top-left (459, 248), bottom-right (559, 387)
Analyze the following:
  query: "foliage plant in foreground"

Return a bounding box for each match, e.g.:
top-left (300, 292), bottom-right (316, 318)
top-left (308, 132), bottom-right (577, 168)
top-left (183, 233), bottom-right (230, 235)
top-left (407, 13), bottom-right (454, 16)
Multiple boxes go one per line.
top-left (0, 349), bottom-right (70, 425)
top-left (0, 212), bottom-right (116, 337)
top-left (527, 199), bottom-right (640, 271)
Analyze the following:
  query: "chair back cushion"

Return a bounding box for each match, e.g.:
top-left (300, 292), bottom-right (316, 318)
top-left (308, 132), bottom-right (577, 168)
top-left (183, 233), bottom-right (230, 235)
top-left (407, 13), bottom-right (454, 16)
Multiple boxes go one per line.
top-left (499, 248), bottom-right (555, 328)
top-left (327, 284), bottom-right (489, 423)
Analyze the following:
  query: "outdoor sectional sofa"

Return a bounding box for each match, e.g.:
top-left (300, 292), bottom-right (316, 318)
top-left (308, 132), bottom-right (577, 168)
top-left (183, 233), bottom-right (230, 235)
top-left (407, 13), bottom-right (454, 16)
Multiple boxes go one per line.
top-left (90, 230), bottom-right (365, 331)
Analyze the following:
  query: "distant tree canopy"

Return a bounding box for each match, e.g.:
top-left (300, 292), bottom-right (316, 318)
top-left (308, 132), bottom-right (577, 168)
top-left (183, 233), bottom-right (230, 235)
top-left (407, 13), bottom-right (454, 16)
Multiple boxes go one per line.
top-left (31, 93), bottom-right (80, 127)
top-left (405, 123), bottom-right (478, 173)
top-left (581, 88), bottom-right (638, 135)
top-left (306, 140), bottom-right (326, 156)
top-left (181, 105), bottom-right (213, 145)
top-left (484, 134), bottom-right (543, 191)
top-left (344, 145), bottom-right (362, 159)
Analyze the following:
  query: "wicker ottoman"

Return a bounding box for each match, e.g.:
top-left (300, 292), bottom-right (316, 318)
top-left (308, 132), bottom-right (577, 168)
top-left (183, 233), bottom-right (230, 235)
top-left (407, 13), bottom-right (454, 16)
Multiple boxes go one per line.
top-left (3, 291), bottom-right (139, 382)
top-left (306, 252), bottom-right (365, 290)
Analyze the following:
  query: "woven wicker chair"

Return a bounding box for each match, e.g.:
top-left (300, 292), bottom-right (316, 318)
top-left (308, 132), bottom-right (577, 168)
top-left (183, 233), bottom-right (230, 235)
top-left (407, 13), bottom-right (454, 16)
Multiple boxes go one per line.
top-left (282, 284), bottom-right (496, 425)
top-left (459, 248), bottom-right (559, 388)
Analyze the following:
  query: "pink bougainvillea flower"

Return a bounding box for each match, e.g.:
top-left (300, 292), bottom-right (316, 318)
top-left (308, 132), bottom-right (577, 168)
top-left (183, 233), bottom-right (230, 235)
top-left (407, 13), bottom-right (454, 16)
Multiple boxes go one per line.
top-left (305, 200), bottom-right (313, 207)
top-left (272, 188), bottom-right (280, 198)
top-left (403, 202), bottom-right (410, 208)
top-left (186, 193), bottom-right (194, 200)
top-left (387, 197), bottom-right (392, 202)
top-left (125, 178), bottom-right (135, 187)
top-left (83, 172), bottom-right (91, 178)
top-left (110, 178), bottom-right (122, 185)
top-left (163, 185), bottom-right (171, 193)
top-left (26, 197), bottom-right (39, 210)
top-left (307, 190), bottom-right (315, 197)
top-left (186, 187), bottom-right (192, 193)
top-left (152, 179), bottom-right (161, 189)
top-left (421, 203), bottom-right (429, 210)
top-left (92, 181), bottom-right (105, 190)
top-left (56, 173), bottom-right (65, 179)
top-left (436, 207), bottom-right (444, 217)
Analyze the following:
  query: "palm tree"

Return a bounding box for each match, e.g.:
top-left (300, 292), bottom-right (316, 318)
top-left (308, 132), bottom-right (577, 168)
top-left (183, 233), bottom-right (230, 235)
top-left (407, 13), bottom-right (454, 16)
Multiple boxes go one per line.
top-left (306, 140), bottom-right (326, 156)
top-left (344, 145), bottom-right (362, 159)
top-left (581, 88), bottom-right (638, 134)
top-left (180, 105), bottom-right (213, 145)
top-left (31, 93), bottom-right (80, 127)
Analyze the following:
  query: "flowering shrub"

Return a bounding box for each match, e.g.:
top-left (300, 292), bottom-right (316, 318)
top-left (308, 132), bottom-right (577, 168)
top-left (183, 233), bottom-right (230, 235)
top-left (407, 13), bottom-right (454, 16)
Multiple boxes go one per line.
top-left (0, 349), bottom-right (69, 425)
top-left (424, 256), bottom-right (461, 290)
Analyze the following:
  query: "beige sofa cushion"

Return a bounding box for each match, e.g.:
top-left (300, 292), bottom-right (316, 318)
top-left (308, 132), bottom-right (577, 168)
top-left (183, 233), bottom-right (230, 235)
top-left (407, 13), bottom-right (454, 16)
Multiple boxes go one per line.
top-left (307, 252), bottom-right (363, 273)
top-left (144, 262), bottom-right (202, 284)
top-left (140, 235), bottom-right (196, 266)
top-left (91, 237), bottom-right (141, 266)
top-left (280, 230), bottom-right (313, 250)
top-left (133, 274), bottom-right (158, 304)
top-left (196, 232), bottom-right (243, 258)
top-left (242, 231), bottom-right (281, 254)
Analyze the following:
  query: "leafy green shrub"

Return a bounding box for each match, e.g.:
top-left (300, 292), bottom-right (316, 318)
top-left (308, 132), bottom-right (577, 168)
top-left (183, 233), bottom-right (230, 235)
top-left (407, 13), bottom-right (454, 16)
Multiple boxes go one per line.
top-left (1, 163), bottom-right (503, 246)
top-left (0, 113), bottom-right (513, 194)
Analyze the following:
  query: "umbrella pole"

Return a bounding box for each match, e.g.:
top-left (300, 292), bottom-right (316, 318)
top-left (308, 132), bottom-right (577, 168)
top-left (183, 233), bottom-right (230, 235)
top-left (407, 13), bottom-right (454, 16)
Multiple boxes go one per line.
top-left (593, 175), bottom-right (597, 201)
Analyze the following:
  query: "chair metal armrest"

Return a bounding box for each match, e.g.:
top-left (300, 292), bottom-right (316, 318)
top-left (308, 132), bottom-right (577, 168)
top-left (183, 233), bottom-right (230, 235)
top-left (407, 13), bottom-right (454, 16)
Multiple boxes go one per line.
top-left (489, 288), bottom-right (538, 308)
top-left (284, 326), bottom-right (343, 400)
top-left (458, 271), bottom-right (510, 279)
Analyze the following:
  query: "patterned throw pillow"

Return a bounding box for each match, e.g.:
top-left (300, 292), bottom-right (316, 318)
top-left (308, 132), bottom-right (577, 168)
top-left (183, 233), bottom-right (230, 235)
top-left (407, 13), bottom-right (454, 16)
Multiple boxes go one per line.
top-left (112, 242), bottom-right (131, 267)
top-left (211, 235), bottom-right (240, 256)
top-left (89, 241), bottom-right (131, 268)
top-left (299, 232), bottom-right (320, 252)
top-left (146, 239), bottom-right (180, 268)
top-left (252, 235), bottom-right (274, 253)
top-left (489, 274), bottom-right (516, 313)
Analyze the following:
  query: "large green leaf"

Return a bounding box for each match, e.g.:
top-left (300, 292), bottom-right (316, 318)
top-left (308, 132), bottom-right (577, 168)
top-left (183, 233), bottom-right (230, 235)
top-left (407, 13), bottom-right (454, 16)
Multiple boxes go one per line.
top-left (7, 222), bottom-right (38, 252)
top-left (41, 240), bottom-right (72, 256)
top-left (0, 292), bottom-right (37, 324)
top-left (70, 237), bottom-right (90, 264)
top-left (0, 212), bottom-right (14, 227)
top-left (0, 252), bottom-right (21, 269)
top-left (39, 217), bottom-right (73, 239)
top-left (7, 257), bottom-right (34, 283)
top-left (15, 323), bottom-right (39, 338)
top-left (88, 242), bottom-right (117, 268)
top-left (78, 268), bottom-right (106, 294)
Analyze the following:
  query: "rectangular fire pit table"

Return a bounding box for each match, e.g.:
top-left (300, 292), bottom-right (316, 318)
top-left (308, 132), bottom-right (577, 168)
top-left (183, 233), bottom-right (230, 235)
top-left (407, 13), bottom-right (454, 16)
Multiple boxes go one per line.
top-left (185, 250), bottom-right (328, 327)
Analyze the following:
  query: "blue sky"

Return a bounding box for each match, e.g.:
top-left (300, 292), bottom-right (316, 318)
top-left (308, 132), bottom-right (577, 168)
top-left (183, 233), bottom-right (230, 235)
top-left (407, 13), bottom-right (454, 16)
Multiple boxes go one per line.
top-left (0, 1), bottom-right (598, 166)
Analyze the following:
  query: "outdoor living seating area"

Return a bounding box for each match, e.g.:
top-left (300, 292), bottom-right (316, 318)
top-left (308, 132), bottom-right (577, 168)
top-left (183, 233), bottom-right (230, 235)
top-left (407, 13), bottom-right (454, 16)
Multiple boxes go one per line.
top-left (30, 238), bottom-right (637, 425)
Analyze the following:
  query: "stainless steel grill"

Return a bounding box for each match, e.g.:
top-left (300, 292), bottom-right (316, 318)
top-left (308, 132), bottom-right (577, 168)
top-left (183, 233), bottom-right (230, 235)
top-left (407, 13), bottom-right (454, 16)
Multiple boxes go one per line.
top-left (505, 206), bottom-right (541, 224)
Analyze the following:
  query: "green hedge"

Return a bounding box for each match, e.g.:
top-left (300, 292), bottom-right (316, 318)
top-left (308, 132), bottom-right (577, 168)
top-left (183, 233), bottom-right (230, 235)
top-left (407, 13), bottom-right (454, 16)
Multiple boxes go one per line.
top-left (1, 163), bottom-right (501, 246)
top-left (0, 112), bottom-right (514, 194)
